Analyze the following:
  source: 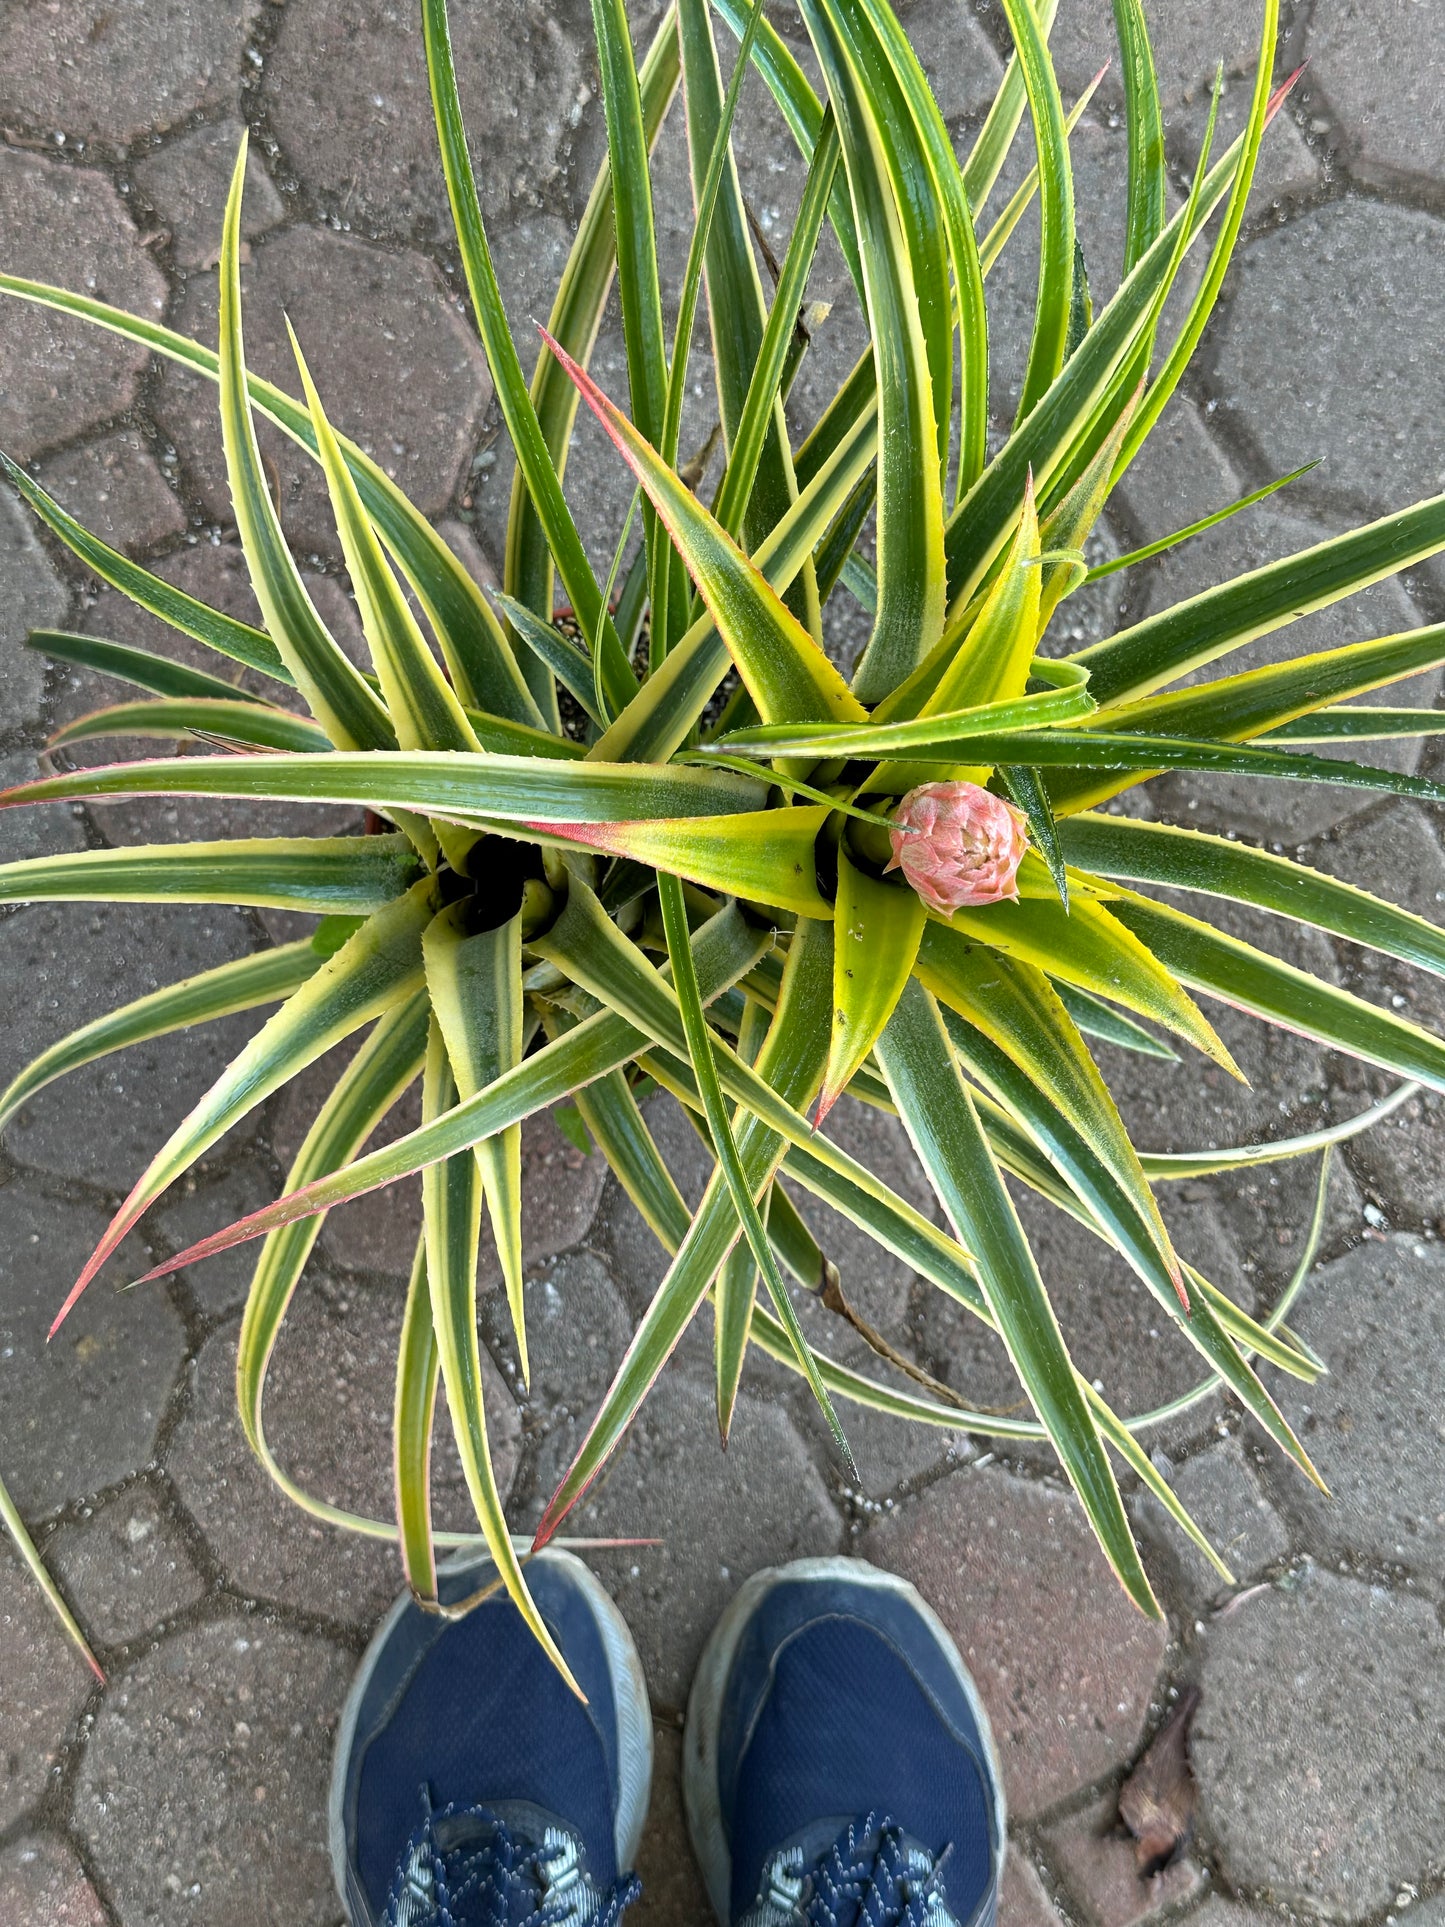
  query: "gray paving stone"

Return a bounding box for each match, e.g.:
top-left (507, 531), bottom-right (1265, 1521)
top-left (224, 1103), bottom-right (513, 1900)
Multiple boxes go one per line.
top-left (0, 0), bottom-right (257, 151)
top-left (0, 151), bottom-right (168, 464)
top-left (1181, 1904), bottom-right (1293, 1927)
top-left (1138, 1439), bottom-right (1289, 1601)
top-left (1211, 202), bottom-right (1445, 519)
top-left (1019, 1180), bottom-right (1259, 1416)
top-left (0, 1539), bottom-right (97, 1830)
top-left (274, 1030), bottom-right (600, 1289)
top-left (155, 1159), bottom-right (287, 1318)
top-left (517, 1248), bottom-right (636, 1498)
top-left (0, 899), bottom-right (262, 1187)
top-left (1307, 800), bottom-right (1445, 925)
top-left (590, 1092), bottom-right (710, 1322)
top-left (632, 1723), bottom-right (713, 1926)
top-left (480, 1102), bottom-right (608, 1294)
top-left (264, 0), bottom-right (589, 238)
top-left (831, 1400), bottom-right (976, 1508)
top-left (1192, 1565), bottom-right (1445, 1912)
top-left (1137, 502), bottom-right (1432, 844)
top-left (34, 428), bottom-right (187, 553)
top-left (568, 1369), bottom-right (843, 1709)
top-left (1038, 0), bottom-right (1284, 107)
top-left (0, 1177), bottom-right (184, 1517)
top-left (1341, 1082), bottom-right (1445, 1237)
top-left (1307, 1), bottom-right (1445, 187)
top-left (153, 224), bottom-right (493, 559)
top-left (915, 1181), bottom-right (1267, 1476)
top-left (1266, 1235), bottom-right (1445, 1584)
top-left (132, 118), bottom-right (287, 270)
top-left (1001, 1851), bottom-right (1067, 1927)
top-left (0, 1834), bottom-right (107, 1927)
top-left (1024, 0), bottom-right (1319, 203)
top-left (45, 1482), bottom-right (208, 1647)
top-left (1043, 1792), bottom-right (1204, 1927)
top-left (1112, 394), bottom-right (1242, 550)
top-left (0, 481), bottom-right (66, 735)
top-left (868, 1466), bottom-right (1168, 1820)
top-left (1172, 80), bottom-right (1323, 211)
top-left (1304, 805), bottom-right (1445, 1228)
top-left (271, 1043), bottom-right (424, 1279)
top-left (75, 1615), bottom-right (351, 1927)
top-left (168, 1273), bottom-right (520, 1623)
top-left (986, 118), bottom-right (1198, 431)
top-left (895, 0), bottom-right (1006, 126)
top-left (0, 752), bottom-right (89, 865)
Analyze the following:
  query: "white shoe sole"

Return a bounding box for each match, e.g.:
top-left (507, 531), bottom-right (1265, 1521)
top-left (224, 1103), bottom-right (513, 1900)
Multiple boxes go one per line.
top-left (329, 1546), bottom-right (654, 1919)
top-left (682, 1555), bottom-right (1006, 1926)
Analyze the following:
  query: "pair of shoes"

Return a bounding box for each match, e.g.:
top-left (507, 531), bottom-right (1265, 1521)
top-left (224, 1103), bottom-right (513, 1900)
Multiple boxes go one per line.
top-left (331, 1551), bottom-right (1006, 1927)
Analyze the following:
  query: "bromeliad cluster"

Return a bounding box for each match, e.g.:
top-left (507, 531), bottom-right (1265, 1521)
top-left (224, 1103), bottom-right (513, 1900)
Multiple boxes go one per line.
top-left (4, 0), bottom-right (1445, 1674)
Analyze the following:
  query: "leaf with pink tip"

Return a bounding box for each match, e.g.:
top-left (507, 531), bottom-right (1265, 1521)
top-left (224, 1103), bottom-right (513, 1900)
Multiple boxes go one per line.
top-left (538, 327), bottom-right (865, 729)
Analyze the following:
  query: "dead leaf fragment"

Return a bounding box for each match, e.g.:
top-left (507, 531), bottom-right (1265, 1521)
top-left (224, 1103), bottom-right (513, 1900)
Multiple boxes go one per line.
top-left (1118, 1686), bottom-right (1199, 1877)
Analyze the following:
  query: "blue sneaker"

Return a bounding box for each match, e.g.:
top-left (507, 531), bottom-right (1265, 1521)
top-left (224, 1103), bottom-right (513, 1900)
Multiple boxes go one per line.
top-left (683, 1557), bottom-right (1005, 1927)
top-left (330, 1547), bottom-right (652, 1925)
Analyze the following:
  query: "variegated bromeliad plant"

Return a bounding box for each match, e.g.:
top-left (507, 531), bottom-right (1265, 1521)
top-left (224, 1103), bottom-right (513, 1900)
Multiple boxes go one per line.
top-left (3, 0), bottom-right (1444, 1681)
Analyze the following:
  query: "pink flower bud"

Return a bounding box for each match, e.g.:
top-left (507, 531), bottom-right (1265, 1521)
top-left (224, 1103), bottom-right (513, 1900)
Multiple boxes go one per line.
top-left (885, 780), bottom-right (1029, 914)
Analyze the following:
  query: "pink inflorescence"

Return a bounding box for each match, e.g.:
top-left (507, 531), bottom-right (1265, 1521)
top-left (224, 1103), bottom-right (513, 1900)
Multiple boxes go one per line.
top-left (885, 780), bottom-right (1030, 914)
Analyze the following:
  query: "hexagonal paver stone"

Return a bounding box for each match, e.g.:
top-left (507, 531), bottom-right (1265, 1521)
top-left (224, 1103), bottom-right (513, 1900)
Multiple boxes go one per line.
top-left (569, 1370), bottom-right (843, 1709)
top-left (0, 481), bottom-right (65, 734)
top-left (479, 1104), bottom-right (608, 1294)
top-left (894, 0), bottom-right (1003, 125)
top-left (132, 119), bottom-right (286, 271)
top-left (1184, 1903), bottom-right (1298, 1927)
top-left (35, 428), bottom-right (187, 552)
top-left (264, 0), bottom-right (588, 239)
top-left (168, 1274), bottom-right (521, 1624)
top-left (1111, 395), bottom-right (1241, 553)
top-left (1039, 0), bottom-right (1279, 104)
top-left (75, 1615), bottom-right (351, 1927)
top-left (632, 1724), bottom-right (713, 1926)
top-left (45, 1482), bottom-right (208, 1648)
top-left (986, 119), bottom-right (1198, 431)
top-left (1136, 1440), bottom-right (1288, 1602)
top-left (0, 1177), bottom-right (185, 1517)
top-left (0, 899), bottom-right (262, 1188)
top-left (155, 1160), bottom-right (289, 1318)
top-left (154, 225), bottom-right (492, 560)
top-left (0, 1540), bottom-right (97, 1828)
top-left (868, 1467), bottom-right (1167, 1819)
top-left (1030, 0), bottom-right (1319, 202)
top-left (1307, 805), bottom-right (1445, 1227)
top-left (1043, 1792), bottom-right (1203, 1927)
top-left (0, 1), bottom-right (258, 151)
top-left (999, 1851), bottom-right (1067, 1927)
top-left (0, 1834), bottom-right (107, 1927)
top-left (1212, 202), bottom-right (1445, 520)
top-left (1308, 1), bottom-right (1445, 185)
top-left (1267, 1235), bottom-right (1445, 1585)
top-left (0, 151), bottom-right (167, 463)
top-left (516, 1247), bottom-right (638, 1489)
top-left (269, 1024), bottom-right (423, 1279)
top-left (1192, 1566), bottom-right (1445, 1912)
